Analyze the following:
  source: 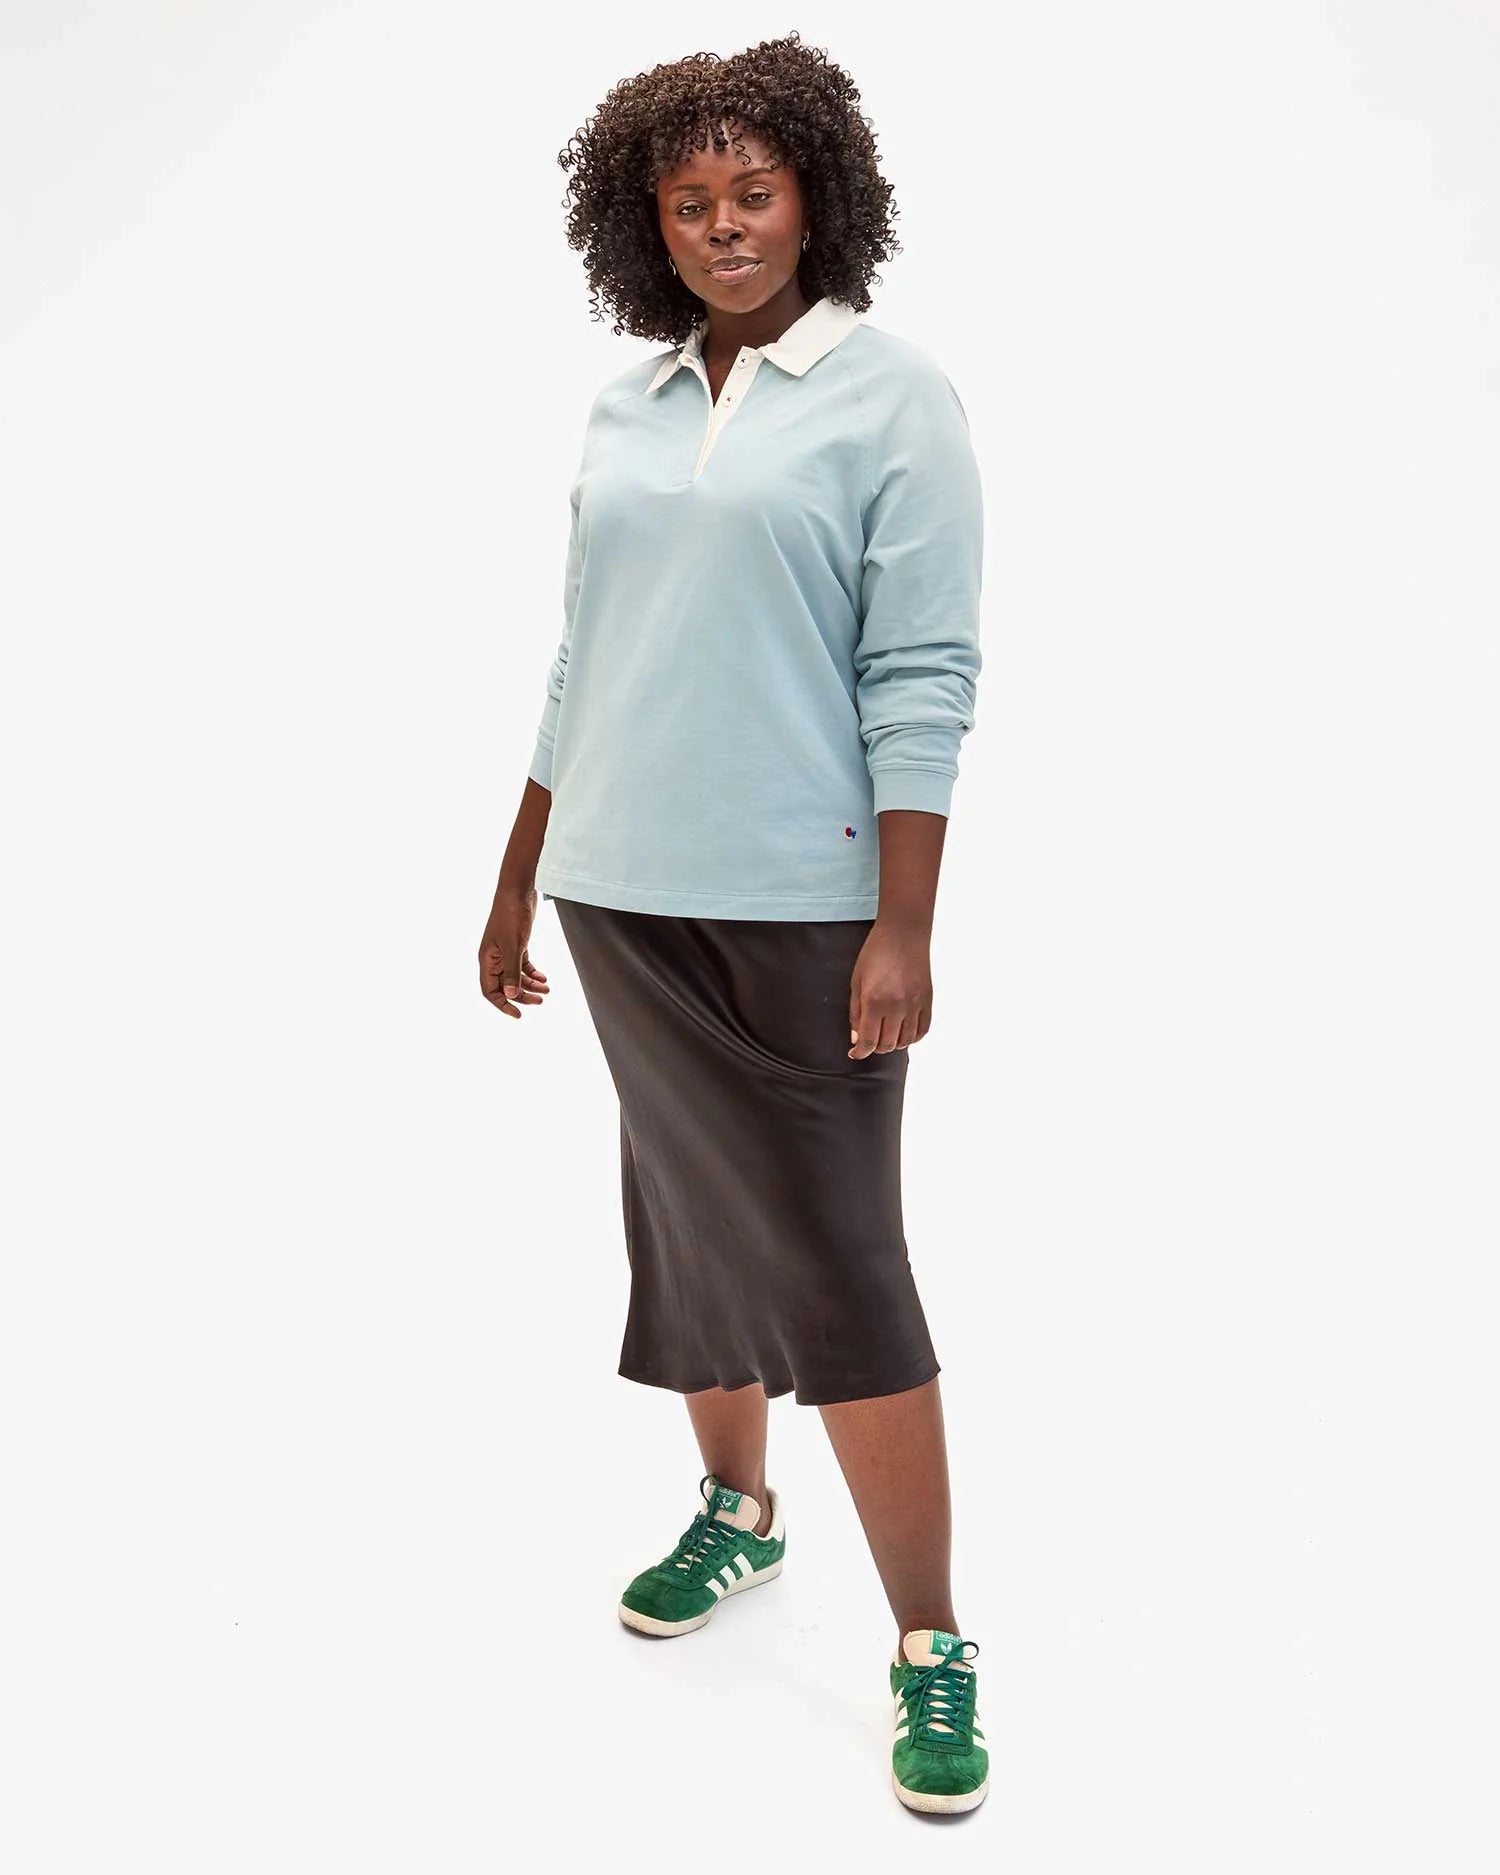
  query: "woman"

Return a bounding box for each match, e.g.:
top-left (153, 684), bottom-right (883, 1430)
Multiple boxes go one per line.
top-left (479, 34), bottom-right (987, 1815)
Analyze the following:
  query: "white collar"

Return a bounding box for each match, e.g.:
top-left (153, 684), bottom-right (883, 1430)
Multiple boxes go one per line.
top-left (645, 295), bottom-right (863, 394)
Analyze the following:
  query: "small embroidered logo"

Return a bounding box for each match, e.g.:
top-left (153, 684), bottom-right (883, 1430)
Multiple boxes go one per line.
top-left (844, 825), bottom-right (857, 839)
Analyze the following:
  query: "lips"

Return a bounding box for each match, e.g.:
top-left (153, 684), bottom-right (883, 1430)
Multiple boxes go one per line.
top-left (708, 258), bottom-right (760, 275)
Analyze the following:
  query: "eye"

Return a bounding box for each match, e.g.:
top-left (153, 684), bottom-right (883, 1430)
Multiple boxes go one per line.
top-left (675, 191), bottom-right (773, 217)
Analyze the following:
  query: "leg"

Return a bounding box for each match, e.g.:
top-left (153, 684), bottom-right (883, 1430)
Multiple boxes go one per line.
top-left (686, 1382), bottom-right (773, 1536)
top-left (818, 1376), bottom-right (958, 1647)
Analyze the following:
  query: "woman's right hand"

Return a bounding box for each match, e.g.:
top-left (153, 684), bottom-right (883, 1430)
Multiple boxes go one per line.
top-left (479, 885), bottom-right (551, 1020)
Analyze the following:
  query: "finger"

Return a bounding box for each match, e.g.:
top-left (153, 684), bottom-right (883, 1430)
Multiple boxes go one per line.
top-left (871, 1013), bottom-right (900, 1054)
top-left (479, 942), bottom-right (505, 998)
top-left (483, 937), bottom-right (525, 1012)
top-left (487, 944), bottom-right (527, 1014)
top-left (502, 959), bottom-right (548, 1001)
top-left (493, 946), bottom-right (551, 1012)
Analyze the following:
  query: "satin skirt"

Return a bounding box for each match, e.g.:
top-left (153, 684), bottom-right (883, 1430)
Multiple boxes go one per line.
top-left (551, 896), bottom-right (940, 1406)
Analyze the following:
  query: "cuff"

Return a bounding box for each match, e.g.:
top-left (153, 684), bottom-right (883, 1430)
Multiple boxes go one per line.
top-left (870, 766), bottom-right (955, 817)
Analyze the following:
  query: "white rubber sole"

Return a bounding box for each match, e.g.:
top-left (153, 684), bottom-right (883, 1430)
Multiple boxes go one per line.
top-left (893, 1772), bottom-right (991, 1815)
top-left (617, 1558), bottom-right (784, 1636)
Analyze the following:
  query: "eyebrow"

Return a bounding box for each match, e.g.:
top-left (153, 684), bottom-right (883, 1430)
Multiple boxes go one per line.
top-left (666, 166), bottom-right (779, 197)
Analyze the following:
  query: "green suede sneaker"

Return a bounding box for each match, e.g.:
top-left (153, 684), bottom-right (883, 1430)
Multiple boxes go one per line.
top-left (617, 1473), bottom-right (786, 1637)
top-left (890, 1629), bottom-right (990, 1814)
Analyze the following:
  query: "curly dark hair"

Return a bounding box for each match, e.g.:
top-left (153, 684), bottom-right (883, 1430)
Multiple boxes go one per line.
top-left (557, 31), bottom-right (901, 344)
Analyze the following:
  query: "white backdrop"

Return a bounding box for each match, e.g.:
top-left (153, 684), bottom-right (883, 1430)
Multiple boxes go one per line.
top-left (3, 3), bottom-right (1496, 1869)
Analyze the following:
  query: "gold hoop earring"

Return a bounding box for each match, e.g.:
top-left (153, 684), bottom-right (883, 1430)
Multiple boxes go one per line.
top-left (668, 255), bottom-right (678, 276)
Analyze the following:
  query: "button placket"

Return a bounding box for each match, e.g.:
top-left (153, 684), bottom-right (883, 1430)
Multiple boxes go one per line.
top-left (688, 350), bottom-right (763, 481)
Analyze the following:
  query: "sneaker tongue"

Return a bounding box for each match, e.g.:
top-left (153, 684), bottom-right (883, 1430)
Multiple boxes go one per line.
top-left (899, 1630), bottom-right (971, 1736)
top-left (707, 1481), bottom-right (763, 1532)
top-left (901, 1628), bottom-right (967, 1668)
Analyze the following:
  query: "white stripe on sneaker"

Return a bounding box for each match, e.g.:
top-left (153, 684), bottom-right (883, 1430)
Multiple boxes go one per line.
top-left (707, 1577), bottom-right (727, 1599)
top-left (719, 1565), bottom-right (737, 1588)
top-left (733, 1554), bottom-right (754, 1580)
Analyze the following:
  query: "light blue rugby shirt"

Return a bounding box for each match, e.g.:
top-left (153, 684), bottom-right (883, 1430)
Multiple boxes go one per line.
top-left (528, 294), bottom-right (984, 919)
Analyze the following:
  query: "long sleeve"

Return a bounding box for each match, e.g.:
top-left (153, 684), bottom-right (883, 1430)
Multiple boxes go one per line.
top-left (854, 363), bottom-right (984, 817)
top-left (527, 469), bottom-right (585, 792)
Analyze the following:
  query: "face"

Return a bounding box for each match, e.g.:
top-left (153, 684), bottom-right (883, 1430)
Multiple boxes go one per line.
top-left (656, 122), bottom-right (806, 313)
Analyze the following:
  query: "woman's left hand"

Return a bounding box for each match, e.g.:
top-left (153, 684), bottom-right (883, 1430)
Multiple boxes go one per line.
top-left (848, 919), bottom-right (933, 1058)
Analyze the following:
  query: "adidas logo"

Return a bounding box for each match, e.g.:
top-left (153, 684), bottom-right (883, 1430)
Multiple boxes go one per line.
top-left (704, 1553), bottom-right (756, 1599)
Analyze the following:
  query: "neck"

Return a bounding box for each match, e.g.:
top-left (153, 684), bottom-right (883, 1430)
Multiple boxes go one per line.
top-left (700, 278), bottom-right (813, 364)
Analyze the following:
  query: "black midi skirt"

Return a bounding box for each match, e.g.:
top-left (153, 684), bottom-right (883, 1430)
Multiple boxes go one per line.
top-left (550, 896), bottom-right (940, 1407)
